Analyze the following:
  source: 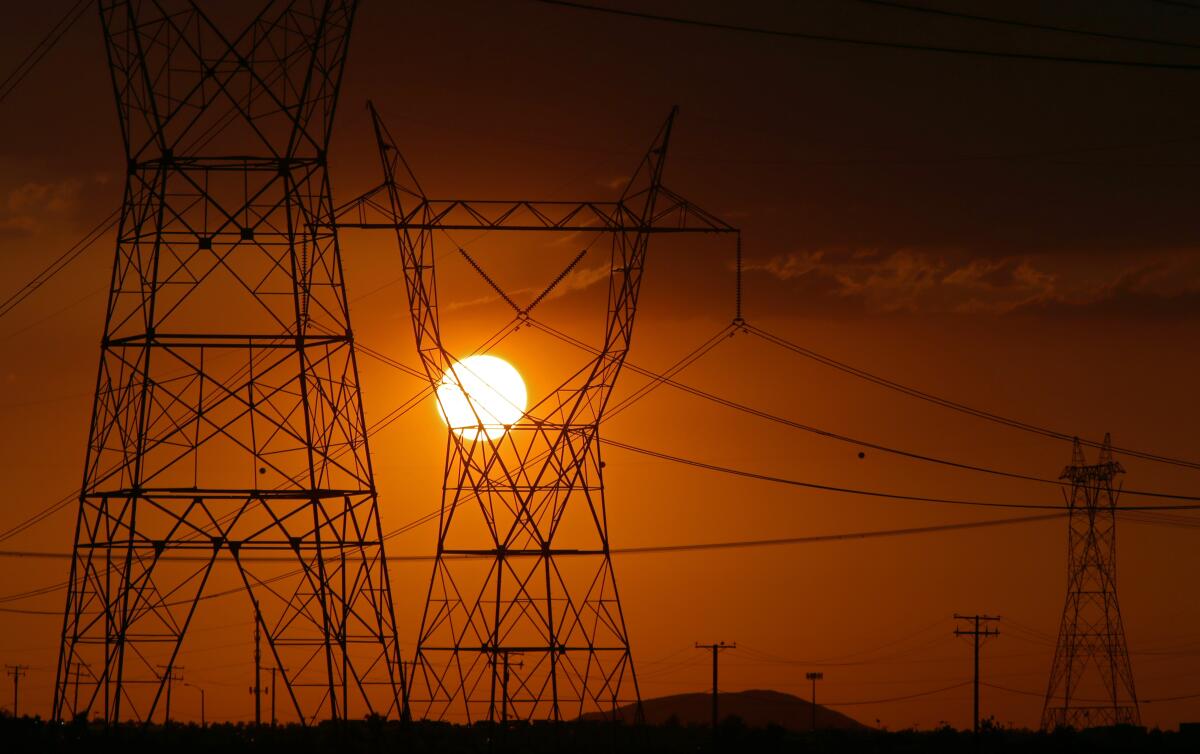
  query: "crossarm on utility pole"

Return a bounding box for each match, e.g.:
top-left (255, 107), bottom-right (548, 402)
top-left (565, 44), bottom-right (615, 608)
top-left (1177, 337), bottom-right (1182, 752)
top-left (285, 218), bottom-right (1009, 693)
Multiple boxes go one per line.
top-left (695, 642), bottom-right (736, 732)
top-left (954, 614), bottom-right (1000, 733)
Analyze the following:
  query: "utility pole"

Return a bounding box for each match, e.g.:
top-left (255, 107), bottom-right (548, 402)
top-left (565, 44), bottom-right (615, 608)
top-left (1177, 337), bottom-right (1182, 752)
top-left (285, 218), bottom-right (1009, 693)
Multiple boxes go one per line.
top-left (954, 614), bottom-right (1000, 733)
top-left (252, 601), bottom-right (262, 726)
top-left (695, 642), bottom-right (735, 731)
top-left (6, 664), bottom-right (28, 718)
top-left (67, 661), bottom-right (88, 716)
top-left (497, 651), bottom-right (523, 724)
top-left (805, 671), bottom-right (824, 731)
top-left (157, 665), bottom-right (184, 724)
top-left (269, 666), bottom-right (286, 726)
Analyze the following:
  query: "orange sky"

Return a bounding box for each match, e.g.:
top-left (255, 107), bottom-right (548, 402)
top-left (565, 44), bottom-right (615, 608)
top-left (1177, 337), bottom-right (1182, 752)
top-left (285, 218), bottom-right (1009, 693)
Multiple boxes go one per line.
top-left (2, 0), bottom-right (1200, 731)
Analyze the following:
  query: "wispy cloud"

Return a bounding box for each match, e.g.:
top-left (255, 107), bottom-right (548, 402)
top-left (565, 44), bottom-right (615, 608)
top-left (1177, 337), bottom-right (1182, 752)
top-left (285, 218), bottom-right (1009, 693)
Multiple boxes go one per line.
top-left (745, 248), bottom-right (1200, 315)
top-left (0, 178), bottom-right (90, 239)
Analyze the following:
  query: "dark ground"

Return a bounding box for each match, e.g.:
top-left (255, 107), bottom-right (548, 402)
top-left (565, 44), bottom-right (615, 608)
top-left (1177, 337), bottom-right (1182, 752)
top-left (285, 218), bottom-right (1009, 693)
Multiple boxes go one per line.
top-left (0, 714), bottom-right (1195, 753)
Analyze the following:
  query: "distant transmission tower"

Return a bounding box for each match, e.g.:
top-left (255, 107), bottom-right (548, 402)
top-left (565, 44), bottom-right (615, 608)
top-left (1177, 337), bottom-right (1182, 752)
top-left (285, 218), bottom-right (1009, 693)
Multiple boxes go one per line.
top-left (1041, 434), bottom-right (1140, 729)
top-left (349, 105), bottom-right (737, 722)
top-left (54, 0), bottom-right (404, 724)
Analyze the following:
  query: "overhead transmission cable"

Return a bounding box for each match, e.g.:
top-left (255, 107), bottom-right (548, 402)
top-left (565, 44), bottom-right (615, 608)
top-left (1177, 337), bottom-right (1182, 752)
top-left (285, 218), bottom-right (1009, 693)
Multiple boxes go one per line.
top-left (0, 0), bottom-right (91, 107)
top-left (0, 512), bottom-right (1063, 562)
top-left (528, 318), bottom-right (1200, 501)
top-left (854, 0), bottom-right (1200, 51)
top-left (744, 323), bottom-right (1200, 471)
top-left (981, 680), bottom-right (1200, 704)
top-left (601, 439), bottom-right (1200, 511)
top-left (806, 681), bottom-right (971, 707)
top-left (0, 209), bottom-right (119, 322)
top-left (0, 317), bottom-right (519, 605)
top-left (1150, 1), bottom-right (1200, 13)
top-left (531, 0), bottom-right (1200, 72)
top-left (0, 21), bottom-right (302, 328)
top-left (0, 61), bottom-right (333, 544)
top-left (0, 312), bottom-right (1193, 611)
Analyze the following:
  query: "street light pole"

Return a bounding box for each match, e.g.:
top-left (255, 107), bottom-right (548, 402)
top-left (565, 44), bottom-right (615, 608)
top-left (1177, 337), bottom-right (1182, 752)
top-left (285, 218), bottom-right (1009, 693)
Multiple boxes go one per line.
top-left (805, 672), bottom-right (824, 731)
top-left (184, 682), bottom-right (206, 727)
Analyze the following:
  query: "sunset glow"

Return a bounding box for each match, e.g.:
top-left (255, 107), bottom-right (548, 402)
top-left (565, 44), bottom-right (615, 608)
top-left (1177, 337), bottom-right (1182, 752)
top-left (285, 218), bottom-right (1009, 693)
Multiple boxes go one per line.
top-left (436, 355), bottom-right (527, 441)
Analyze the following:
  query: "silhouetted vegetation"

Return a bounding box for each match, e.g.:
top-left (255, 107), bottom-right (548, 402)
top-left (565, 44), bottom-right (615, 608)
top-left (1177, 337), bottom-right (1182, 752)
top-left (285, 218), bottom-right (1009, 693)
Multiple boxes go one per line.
top-left (0, 711), bottom-right (1195, 753)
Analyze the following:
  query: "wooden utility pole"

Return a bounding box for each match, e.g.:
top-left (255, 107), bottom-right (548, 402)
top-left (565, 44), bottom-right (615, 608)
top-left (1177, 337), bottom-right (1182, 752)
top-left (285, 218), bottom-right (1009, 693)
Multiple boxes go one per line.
top-left (66, 661), bottom-right (88, 716)
top-left (269, 666), bottom-right (285, 726)
top-left (954, 614), bottom-right (1000, 733)
top-left (6, 664), bottom-right (27, 717)
top-left (695, 642), bottom-right (735, 731)
top-left (493, 650), bottom-right (523, 723)
top-left (502, 651), bottom-right (521, 723)
top-left (253, 600), bottom-right (262, 726)
top-left (156, 665), bottom-right (184, 724)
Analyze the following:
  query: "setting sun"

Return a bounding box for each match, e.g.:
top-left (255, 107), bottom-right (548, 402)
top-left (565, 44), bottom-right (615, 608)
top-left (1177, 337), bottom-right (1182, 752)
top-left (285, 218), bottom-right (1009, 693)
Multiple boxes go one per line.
top-left (435, 354), bottom-right (527, 441)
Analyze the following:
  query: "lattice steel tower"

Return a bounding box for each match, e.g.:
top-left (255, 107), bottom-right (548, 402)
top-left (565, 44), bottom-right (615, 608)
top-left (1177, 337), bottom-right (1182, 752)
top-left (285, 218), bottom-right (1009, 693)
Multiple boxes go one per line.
top-left (356, 104), bottom-right (735, 722)
top-left (54, 0), bottom-right (404, 724)
top-left (1041, 434), bottom-right (1140, 729)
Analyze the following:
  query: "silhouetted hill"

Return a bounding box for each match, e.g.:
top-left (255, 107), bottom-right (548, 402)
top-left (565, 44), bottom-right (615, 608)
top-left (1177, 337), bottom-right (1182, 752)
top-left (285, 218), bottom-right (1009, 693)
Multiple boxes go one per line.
top-left (581, 689), bottom-right (867, 730)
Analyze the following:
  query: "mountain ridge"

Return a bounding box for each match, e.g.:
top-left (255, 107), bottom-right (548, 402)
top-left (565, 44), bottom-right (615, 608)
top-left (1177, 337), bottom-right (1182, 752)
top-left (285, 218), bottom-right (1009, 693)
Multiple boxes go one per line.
top-left (581, 688), bottom-right (869, 730)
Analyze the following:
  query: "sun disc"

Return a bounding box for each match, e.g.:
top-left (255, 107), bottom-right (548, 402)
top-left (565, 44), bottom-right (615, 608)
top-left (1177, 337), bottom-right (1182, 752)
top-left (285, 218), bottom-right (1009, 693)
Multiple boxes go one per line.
top-left (436, 355), bottom-right (527, 441)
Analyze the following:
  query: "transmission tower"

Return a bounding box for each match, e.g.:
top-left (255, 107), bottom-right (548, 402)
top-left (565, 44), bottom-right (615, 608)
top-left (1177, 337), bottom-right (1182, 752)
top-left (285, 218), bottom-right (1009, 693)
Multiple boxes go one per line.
top-left (54, 0), bottom-right (405, 724)
top-left (1041, 434), bottom-right (1140, 729)
top-left (347, 105), bottom-right (737, 722)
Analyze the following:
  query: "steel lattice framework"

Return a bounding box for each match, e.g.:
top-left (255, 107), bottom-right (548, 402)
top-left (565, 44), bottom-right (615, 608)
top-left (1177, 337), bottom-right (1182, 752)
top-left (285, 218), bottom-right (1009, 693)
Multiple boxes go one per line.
top-left (349, 105), bottom-right (735, 722)
top-left (54, 0), bottom-right (405, 724)
top-left (1041, 434), bottom-right (1140, 730)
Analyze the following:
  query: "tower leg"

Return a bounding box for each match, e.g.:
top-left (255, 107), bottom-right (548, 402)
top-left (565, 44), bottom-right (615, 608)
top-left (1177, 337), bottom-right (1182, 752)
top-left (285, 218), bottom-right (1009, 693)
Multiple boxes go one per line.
top-left (54, 0), bottom-right (404, 724)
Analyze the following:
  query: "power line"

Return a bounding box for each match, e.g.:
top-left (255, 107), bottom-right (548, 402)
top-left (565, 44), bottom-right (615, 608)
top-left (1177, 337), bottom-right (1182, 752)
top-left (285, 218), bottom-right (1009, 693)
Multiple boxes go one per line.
top-left (1150, 1), bottom-right (1200, 12)
top-left (0, 60), bottom-right (351, 547)
top-left (531, 0), bottom-right (1200, 71)
top-left (611, 512), bottom-right (1064, 553)
top-left (745, 324), bottom-right (1200, 472)
top-left (816, 681), bottom-right (971, 706)
top-left (5, 308), bottom-right (1196, 618)
top-left (0, 511), bottom-right (1065, 563)
top-left (0, 319), bottom-right (519, 605)
top-left (0, 0), bottom-right (90, 107)
top-left (984, 680), bottom-right (1200, 704)
top-left (0, 209), bottom-right (119, 322)
top-left (602, 437), bottom-right (1200, 510)
top-left (740, 619), bottom-right (948, 666)
top-left (531, 318), bottom-right (1200, 500)
top-left (855, 0), bottom-right (1200, 51)
top-left (0, 33), bottom-right (303, 330)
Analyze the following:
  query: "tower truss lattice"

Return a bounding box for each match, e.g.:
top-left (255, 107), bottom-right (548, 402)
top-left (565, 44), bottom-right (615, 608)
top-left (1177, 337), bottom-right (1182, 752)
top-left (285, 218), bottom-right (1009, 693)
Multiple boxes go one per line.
top-left (54, 0), bottom-right (405, 724)
top-left (348, 105), bottom-right (737, 722)
top-left (1041, 434), bottom-right (1140, 729)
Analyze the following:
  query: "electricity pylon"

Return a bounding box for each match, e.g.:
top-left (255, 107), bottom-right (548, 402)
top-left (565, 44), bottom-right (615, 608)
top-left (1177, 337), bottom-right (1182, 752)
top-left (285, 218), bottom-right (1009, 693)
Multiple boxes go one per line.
top-left (1041, 434), bottom-right (1140, 729)
top-left (350, 105), bottom-right (737, 722)
top-left (54, 0), bottom-right (404, 724)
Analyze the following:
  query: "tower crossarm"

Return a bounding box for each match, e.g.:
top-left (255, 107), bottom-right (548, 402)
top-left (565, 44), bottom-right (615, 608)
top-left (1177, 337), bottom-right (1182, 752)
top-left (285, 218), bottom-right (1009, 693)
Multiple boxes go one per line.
top-left (366, 103), bottom-right (724, 724)
top-left (331, 189), bottom-right (737, 234)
